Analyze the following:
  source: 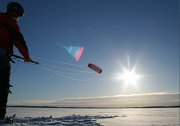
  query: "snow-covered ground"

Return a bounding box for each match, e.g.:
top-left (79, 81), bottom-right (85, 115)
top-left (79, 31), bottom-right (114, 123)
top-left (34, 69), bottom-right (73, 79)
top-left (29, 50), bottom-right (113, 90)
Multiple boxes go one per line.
top-left (2, 107), bottom-right (179, 126)
top-left (1, 115), bottom-right (119, 126)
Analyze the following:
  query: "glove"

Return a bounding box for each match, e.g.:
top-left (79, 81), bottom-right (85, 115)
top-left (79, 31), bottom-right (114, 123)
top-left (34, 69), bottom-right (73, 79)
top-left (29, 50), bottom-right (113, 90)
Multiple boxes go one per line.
top-left (24, 57), bottom-right (39, 64)
top-left (24, 57), bottom-right (33, 62)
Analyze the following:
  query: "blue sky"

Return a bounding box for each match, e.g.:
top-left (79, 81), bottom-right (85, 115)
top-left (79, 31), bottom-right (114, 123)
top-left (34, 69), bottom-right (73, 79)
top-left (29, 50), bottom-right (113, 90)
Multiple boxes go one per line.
top-left (1, 0), bottom-right (179, 106)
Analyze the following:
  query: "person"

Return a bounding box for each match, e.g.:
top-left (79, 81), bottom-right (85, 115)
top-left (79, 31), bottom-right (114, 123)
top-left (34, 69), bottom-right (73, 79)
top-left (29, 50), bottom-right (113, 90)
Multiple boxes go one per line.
top-left (0, 2), bottom-right (33, 119)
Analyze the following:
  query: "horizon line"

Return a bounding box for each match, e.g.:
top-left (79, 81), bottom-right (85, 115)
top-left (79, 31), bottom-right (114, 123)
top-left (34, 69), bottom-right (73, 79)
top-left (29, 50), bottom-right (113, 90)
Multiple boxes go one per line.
top-left (7, 105), bottom-right (180, 109)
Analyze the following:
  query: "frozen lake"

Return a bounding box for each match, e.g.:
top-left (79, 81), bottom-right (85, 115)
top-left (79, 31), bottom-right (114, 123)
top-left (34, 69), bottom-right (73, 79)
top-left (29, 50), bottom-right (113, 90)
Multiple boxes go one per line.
top-left (5, 107), bottom-right (180, 126)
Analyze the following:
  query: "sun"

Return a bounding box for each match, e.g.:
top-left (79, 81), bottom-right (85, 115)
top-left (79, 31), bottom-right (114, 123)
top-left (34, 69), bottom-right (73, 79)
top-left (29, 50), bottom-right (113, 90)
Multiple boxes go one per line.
top-left (121, 67), bottom-right (140, 85)
top-left (113, 66), bottom-right (141, 89)
top-left (112, 54), bottom-right (143, 92)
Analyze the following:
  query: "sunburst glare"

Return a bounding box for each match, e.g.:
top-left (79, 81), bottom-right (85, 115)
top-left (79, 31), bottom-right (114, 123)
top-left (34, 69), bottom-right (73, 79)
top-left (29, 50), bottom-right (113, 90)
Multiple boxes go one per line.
top-left (112, 54), bottom-right (143, 93)
top-left (113, 66), bottom-right (141, 88)
top-left (121, 67), bottom-right (141, 86)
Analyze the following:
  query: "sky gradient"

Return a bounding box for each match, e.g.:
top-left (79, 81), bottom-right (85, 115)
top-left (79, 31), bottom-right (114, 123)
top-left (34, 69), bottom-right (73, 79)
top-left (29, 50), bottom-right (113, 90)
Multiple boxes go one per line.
top-left (0, 0), bottom-right (179, 107)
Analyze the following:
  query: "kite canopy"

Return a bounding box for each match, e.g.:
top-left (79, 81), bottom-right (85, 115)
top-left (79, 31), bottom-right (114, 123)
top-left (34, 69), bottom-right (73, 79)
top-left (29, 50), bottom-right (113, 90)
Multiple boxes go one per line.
top-left (88, 63), bottom-right (102, 74)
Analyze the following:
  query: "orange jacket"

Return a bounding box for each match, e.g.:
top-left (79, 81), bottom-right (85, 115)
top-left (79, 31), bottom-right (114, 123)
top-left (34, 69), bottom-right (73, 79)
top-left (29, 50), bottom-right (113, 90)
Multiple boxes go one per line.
top-left (0, 12), bottom-right (30, 60)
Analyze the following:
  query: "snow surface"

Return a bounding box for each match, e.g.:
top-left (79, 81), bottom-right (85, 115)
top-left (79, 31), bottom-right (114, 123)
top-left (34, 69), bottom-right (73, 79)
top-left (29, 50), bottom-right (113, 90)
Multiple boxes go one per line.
top-left (1, 115), bottom-right (119, 126)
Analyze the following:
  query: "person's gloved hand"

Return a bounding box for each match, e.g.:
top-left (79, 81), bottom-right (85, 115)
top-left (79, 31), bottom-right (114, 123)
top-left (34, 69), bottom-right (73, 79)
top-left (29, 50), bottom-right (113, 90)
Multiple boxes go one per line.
top-left (24, 57), bottom-right (39, 64)
top-left (24, 57), bottom-right (33, 62)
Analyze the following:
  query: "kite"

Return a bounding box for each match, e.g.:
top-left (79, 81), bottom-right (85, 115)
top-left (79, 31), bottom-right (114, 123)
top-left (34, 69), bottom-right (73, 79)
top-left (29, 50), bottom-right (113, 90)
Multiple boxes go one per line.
top-left (63, 46), bottom-right (84, 62)
top-left (88, 63), bottom-right (102, 74)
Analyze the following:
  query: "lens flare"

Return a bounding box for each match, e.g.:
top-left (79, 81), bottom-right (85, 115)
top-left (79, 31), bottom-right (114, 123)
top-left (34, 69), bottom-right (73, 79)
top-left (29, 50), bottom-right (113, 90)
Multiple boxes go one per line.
top-left (63, 46), bottom-right (84, 61)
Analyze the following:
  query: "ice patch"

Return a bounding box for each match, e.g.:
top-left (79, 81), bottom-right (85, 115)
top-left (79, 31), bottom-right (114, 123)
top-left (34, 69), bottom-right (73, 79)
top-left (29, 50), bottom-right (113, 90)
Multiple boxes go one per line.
top-left (0, 115), bottom-right (119, 126)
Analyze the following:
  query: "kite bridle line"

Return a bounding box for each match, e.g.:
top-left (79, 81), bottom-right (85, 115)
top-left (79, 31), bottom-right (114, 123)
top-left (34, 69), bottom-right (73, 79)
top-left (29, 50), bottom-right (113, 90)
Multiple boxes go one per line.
top-left (11, 55), bottom-right (97, 81)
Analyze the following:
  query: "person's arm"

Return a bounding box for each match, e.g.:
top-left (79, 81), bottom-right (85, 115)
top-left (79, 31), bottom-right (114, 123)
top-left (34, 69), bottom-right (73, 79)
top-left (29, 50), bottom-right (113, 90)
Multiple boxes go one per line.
top-left (13, 32), bottom-right (31, 61)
